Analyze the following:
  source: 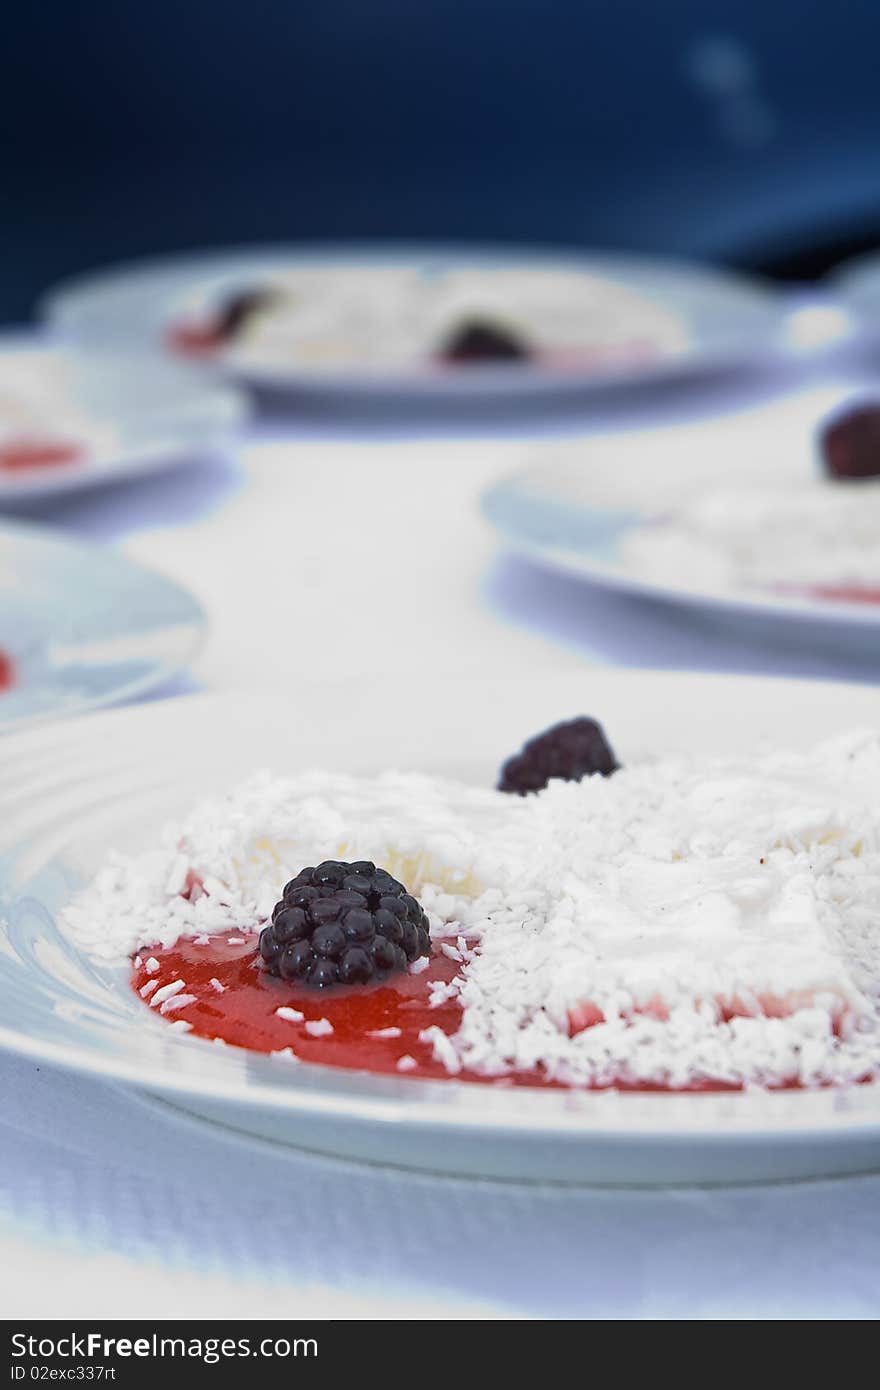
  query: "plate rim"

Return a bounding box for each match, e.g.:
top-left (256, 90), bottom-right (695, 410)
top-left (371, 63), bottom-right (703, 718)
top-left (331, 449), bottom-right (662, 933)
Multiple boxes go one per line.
top-left (0, 338), bottom-right (247, 502)
top-left (0, 516), bottom-right (207, 729)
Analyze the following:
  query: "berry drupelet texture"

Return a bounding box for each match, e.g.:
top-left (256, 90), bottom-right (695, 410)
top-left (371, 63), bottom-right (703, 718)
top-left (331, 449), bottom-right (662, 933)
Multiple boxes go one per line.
top-left (498, 716), bottom-right (619, 795)
top-left (821, 405), bottom-right (880, 480)
top-left (259, 861), bottom-right (431, 989)
top-left (439, 317), bottom-right (530, 363)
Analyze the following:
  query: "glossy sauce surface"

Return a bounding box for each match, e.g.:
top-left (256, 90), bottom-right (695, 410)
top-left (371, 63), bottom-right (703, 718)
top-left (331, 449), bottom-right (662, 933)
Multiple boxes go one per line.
top-left (131, 934), bottom-right (747, 1091)
top-left (133, 935), bottom-right (500, 1080)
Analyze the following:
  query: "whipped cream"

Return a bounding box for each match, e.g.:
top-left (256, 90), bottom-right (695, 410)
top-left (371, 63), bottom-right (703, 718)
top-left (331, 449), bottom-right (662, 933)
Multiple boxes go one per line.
top-left (621, 480), bottom-right (880, 594)
top-left (61, 733), bottom-right (880, 1087)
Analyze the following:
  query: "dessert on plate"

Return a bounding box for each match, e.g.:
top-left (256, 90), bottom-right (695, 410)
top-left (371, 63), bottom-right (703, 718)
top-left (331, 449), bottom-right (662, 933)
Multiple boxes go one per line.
top-left (61, 716), bottom-right (880, 1092)
top-left (168, 263), bottom-right (690, 376)
top-left (0, 353), bottom-right (119, 476)
top-left (620, 402), bottom-right (880, 604)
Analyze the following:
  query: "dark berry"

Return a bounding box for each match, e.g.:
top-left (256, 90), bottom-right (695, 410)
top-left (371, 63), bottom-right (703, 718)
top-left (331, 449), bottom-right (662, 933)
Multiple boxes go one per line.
top-left (214, 287), bottom-right (278, 340)
top-left (439, 317), bottom-right (530, 363)
top-left (281, 939), bottom-right (313, 978)
top-left (820, 405), bottom-right (880, 480)
top-left (343, 908), bottom-right (374, 942)
top-left (309, 959), bottom-right (339, 989)
top-left (373, 907), bottom-right (403, 942)
top-left (258, 861), bottom-right (432, 989)
top-left (310, 897), bottom-right (343, 926)
top-left (271, 907), bottom-right (308, 944)
top-left (312, 922), bottom-right (346, 958)
top-left (371, 936), bottom-right (398, 971)
top-left (314, 860), bottom-right (346, 886)
top-left (498, 716), bottom-right (619, 795)
top-left (285, 884), bottom-right (319, 908)
top-left (339, 946), bottom-right (373, 985)
top-left (342, 873), bottom-right (372, 895)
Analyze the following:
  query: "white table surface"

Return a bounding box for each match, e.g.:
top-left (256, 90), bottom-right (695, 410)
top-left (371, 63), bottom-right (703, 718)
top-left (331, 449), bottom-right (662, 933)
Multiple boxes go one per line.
top-left (3, 327), bottom-right (880, 1319)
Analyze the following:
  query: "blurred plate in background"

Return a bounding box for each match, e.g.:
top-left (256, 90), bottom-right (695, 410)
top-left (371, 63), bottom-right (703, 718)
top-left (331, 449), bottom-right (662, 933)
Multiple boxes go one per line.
top-left (0, 519), bottom-right (205, 728)
top-left (482, 423), bottom-right (880, 631)
top-left (43, 244), bottom-right (786, 400)
top-left (0, 342), bottom-right (245, 503)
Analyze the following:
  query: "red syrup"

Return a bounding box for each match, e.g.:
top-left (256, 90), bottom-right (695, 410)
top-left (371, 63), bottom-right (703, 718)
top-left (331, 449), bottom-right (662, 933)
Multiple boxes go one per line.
top-left (131, 935), bottom-right (751, 1092)
top-left (807, 584), bottom-right (880, 605)
top-left (167, 322), bottom-right (225, 357)
top-left (0, 650), bottom-right (13, 690)
top-left (0, 439), bottom-right (83, 471)
top-left (771, 582), bottom-right (880, 606)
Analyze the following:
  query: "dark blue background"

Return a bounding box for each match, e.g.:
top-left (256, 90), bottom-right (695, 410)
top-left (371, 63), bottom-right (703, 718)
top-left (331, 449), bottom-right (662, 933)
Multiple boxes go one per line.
top-left (4, 0), bottom-right (880, 320)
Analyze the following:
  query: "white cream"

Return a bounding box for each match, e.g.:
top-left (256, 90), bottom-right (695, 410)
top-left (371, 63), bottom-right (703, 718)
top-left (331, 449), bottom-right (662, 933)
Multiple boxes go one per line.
top-left (621, 480), bottom-right (880, 593)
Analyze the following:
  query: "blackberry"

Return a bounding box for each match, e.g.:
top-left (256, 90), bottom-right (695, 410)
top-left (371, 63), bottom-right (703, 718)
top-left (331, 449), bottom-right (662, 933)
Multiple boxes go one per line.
top-left (439, 317), bottom-right (530, 363)
top-left (820, 405), bottom-right (880, 480)
top-left (214, 287), bottom-right (278, 340)
top-left (498, 716), bottom-right (619, 795)
top-left (258, 860), bottom-right (431, 989)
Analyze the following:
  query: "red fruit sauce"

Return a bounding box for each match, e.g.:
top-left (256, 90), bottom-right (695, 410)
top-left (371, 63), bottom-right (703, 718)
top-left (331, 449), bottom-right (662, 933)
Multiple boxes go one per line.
top-left (167, 322), bottom-right (225, 357)
top-left (808, 584), bottom-right (880, 605)
top-left (0, 439), bottom-right (83, 471)
top-left (773, 582), bottom-right (880, 606)
top-left (133, 935), bottom-right (521, 1084)
top-left (0, 651), bottom-right (13, 690)
top-left (131, 935), bottom-right (747, 1091)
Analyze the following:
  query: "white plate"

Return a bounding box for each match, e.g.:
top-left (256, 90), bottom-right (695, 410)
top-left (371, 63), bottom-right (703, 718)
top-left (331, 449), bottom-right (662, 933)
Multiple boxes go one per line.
top-left (0, 342), bottom-right (245, 503)
top-left (0, 518), bottom-right (205, 728)
top-left (42, 244), bottom-right (784, 400)
top-left (483, 447), bottom-right (880, 631)
top-left (1, 672), bottom-right (880, 1186)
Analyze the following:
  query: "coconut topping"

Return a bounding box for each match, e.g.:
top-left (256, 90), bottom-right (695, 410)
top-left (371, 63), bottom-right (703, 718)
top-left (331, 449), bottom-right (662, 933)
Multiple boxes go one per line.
top-left (61, 738), bottom-right (880, 1088)
top-left (621, 481), bottom-right (880, 593)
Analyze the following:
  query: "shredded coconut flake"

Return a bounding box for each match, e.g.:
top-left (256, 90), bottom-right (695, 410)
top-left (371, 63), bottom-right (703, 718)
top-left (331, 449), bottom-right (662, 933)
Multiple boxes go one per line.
top-left (304, 1018), bottom-right (334, 1038)
top-left (160, 993), bottom-right (197, 1015)
top-left (149, 979), bottom-right (186, 1008)
top-left (396, 1054), bottom-right (418, 1072)
top-left (275, 1006), bottom-right (305, 1023)
top-left (419, 1025), bottom-right (462, 1074)
top-left (621, 481), bottom-right (880, 593)
top-left (368, 1026), bottom-right (403, 1039)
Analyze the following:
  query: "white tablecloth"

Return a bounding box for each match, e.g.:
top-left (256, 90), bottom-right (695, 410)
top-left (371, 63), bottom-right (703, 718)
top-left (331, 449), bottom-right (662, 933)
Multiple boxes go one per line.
top-left (3, 333), bottom-right (880, 1318)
